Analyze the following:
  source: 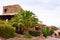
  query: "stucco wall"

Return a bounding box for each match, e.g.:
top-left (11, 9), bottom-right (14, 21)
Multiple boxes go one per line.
top-left (3, 5), bottom-right (22, 14)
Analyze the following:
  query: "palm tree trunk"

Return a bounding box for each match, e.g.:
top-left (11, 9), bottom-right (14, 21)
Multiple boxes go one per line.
top-left (17, 23), bottom-right (20, 31)
top-left (23, 27), bottom-right (29, 35)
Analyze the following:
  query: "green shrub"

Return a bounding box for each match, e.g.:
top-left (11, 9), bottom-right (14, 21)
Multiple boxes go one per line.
top-left (49, 29), bottom-right (54, 35)
top-left (42, 27), bottom-right (49, 37)
top-left (29, 31), bottom-right (40, 37)
top-left (42, 27), bottom-right (54, 37)
top-left (23, 34), bottom-right (32, 38)
top-left (0, 20), bottom-right (16, 38)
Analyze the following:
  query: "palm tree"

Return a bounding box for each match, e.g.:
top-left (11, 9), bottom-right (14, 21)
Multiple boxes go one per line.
top-left (10, 10), bottom-right (40, 34)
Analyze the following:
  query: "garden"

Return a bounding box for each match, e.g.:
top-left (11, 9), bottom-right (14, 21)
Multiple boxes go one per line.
top-left (0, 10), bottom-right (59, 40)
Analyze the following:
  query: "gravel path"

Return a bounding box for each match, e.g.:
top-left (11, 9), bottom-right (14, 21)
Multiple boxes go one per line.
top-left (7, 37), bottom-right (60, 40)
top-left (0, 37), bottom-right (60, 40)
top-left (7, 37), bottom-right (45, 40)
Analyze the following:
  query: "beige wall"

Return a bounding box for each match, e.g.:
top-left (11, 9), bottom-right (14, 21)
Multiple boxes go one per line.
top-left (3, 5), bottom-right (22, 14)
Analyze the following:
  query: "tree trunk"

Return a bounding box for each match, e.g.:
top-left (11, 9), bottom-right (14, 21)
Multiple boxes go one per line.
top-left (23, 27), bottom-right (29, 35)
top-left (24, 30), bottom-right (29, 35)
top-left (17, 26), bottom-right (20, 31)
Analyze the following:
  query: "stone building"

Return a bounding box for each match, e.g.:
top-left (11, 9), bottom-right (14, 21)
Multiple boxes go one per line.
top-left (0, 4), bottom-right (22, 20)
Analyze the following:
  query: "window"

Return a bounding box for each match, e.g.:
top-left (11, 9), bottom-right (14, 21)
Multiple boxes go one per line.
top-left (4, 9), bottom-right (7, 12)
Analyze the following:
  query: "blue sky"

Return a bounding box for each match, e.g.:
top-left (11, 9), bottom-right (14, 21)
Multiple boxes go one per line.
top-left (0, 0), bottom-right (60, 27)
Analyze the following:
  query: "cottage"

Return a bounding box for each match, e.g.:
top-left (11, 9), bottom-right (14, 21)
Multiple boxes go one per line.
top-left (0, 4), bottom-right (22, 20)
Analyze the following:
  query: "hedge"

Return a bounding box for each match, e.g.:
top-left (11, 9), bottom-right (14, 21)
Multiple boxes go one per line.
top-left (29, 31), bottom-right (40, 37)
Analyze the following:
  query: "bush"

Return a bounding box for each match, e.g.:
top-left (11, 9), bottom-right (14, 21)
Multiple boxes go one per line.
top-left (42, 27), bottom-right (49, 37)
top-left (0, 20), bottom-right (16, 38)
top-left (23, 34), bottom-right (32, 38)
top-left (49, 29), bottom-right (54, 35)
top-left (29, 31), bottom-right (40, 37)
top-left (42, 27), bottom-right (54, 37)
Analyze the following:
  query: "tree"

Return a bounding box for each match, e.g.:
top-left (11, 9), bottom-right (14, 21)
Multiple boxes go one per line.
top-left (10, 10), bottom-right (40, 34)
